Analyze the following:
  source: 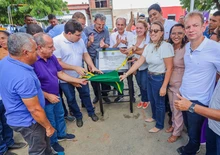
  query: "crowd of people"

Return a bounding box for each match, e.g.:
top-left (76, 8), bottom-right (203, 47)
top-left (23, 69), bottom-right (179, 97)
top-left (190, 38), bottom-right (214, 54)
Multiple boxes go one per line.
top-left (0, 2), bottom-right (220, 155)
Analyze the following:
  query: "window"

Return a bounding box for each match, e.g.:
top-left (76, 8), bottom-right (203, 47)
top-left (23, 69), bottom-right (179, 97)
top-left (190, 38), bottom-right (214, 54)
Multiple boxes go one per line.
top-left (95, 0), bottom-right (107, 8)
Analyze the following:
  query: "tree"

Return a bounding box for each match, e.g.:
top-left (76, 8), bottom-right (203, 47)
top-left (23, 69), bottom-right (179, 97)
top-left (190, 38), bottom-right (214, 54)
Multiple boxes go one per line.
top-left (180, 0), bottom-right (220, 11)
top-left (0, 0), bottom-right (69, 25)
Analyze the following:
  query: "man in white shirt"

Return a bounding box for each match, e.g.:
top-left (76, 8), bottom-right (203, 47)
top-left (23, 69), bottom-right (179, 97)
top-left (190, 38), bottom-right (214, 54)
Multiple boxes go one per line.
top-left (110, 18), bottom-right (134, 48)
top-left (110, 18), bottom-right (135, 102)
top-left (53, 20), bottom-right (101, 128)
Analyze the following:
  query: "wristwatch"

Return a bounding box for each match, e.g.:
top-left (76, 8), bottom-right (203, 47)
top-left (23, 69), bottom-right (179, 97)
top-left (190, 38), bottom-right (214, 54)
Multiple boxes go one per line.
top-left (188, 102), bottom-right (196, 113)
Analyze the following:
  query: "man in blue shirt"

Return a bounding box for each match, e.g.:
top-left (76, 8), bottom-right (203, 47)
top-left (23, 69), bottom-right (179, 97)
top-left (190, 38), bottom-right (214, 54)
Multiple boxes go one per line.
top-left (18, 15), bottom-right (33, 32)
top-left (178, 11), bottom-right (220, 155)
top-left (84, 13), bottom-right (111, 104)
top-left (203, 11), bottom-right (220, 38)
top-left (45, 14), bottom-right (59, 33)
top-left (0, 33), bottom-right (55, 155)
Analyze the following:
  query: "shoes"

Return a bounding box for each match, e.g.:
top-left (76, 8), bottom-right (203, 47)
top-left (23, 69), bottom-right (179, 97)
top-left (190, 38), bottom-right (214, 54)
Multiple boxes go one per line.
top-left (3, 151), bottom-right (17, 155)
top-left (82, 103), bottom-right (85, 108)
top-left (149, 127), bottom-right (161, 133)
top-left (167, 135), bottom-right (180, 143)
top-left (137, 102), bottom-right (143, 108)
top-left (92, 97), bottom-right (99, 104)
top-left (165, 126), bottom-right (174, 133)
top-left (177, 146), bottom-right (200, 155)
top-left (114, 96), bottom-right (124, 102)
top-left (51, 142), bottom-right (64, 153)
top-left (145, 118), bottom-right (155, 123)
top-left (76, 118), bottom-right (83, 127)
top-left (64, 115), bottom-right (76, 122)
top-left (90, 114), bottom-right (99, 122)
top-left (142, 102), bottom-right (149, 109)
top-left (58, 134), bottom-right (75, 142)
top-left (8, 142), bottom-right (27, 150)
top-left (103, 97), bottom-right (111, 104)
top-left (177, 146), bottom-right (184, 155)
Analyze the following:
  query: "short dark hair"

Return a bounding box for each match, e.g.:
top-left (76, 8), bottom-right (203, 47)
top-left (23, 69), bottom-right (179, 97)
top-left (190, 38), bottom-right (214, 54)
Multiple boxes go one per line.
top-left (48, 14), bottom-right (56, 20)
top-left (64, 19), bottom-right (83, 34)
top-left (148, 3), bottom-right (162, 13)
top-left (72, 12), bottom-right (86, 20)
top-left (168, 23), bottom-right (187, 49)
top-left (213, 11), bottom-right (220, 17)
top-left (24, 14), bottom-right (32, 20)
top-left (26, 24), bottom-right (43, 35)
top-left (94, 13), bottom-right (106, 21)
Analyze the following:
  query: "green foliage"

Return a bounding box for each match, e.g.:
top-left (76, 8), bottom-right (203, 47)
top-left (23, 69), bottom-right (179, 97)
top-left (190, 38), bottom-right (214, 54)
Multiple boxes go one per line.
top-left (180, 0), bottom-right (220, 11)
top-left (0, 0), bottom-right (69, 25)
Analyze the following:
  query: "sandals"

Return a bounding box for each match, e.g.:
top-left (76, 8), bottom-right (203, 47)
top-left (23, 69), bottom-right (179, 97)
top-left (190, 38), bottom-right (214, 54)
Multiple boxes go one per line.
top-left (149, 127), bottom-right (161, 133)
top-left (167, 135), bottom-right (180, 143)
top-left (145, 118), bottom-right (155, 123)
top-left (165, 126), bottom-right (174, 133)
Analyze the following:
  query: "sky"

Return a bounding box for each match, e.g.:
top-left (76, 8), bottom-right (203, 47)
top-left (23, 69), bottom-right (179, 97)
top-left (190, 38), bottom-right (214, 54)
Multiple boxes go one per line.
top-left (66, 0), bottom-right (181, 9)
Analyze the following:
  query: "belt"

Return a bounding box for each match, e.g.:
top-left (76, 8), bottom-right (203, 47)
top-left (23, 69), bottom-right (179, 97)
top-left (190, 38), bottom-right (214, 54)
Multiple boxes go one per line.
top-left (148, 71), bottom-right (165, 75)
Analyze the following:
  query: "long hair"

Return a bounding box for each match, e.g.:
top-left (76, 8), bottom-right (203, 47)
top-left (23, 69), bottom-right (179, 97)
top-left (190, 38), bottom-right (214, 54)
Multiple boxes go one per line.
top-left (150, 21), bottom-right (164, 50)
top-left (168, 23), bottom-right (187, 49)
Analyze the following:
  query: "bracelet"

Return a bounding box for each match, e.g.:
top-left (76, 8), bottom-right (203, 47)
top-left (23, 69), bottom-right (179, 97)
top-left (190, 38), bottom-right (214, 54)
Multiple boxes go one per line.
top-left (124, 72), bottom-right (128, 77)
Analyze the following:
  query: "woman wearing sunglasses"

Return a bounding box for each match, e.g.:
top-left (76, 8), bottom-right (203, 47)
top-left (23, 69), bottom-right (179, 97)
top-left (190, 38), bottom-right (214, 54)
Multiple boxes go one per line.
top-left (120, 21), bottom-right (174, 133)
top-left (166, 23), bottom-right (187, 143)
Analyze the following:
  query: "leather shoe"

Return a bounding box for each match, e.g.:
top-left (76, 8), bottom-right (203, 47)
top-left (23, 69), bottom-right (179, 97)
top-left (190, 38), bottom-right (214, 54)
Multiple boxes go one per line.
top-left (90, 114), bottom-right (99, 122)
top-left (92, 97), bottom-right (99, 104)
top-left (8, 142), bottom-right (27, 150)
top-left (177, 146), bottom-right (184, 155)
top-left (76, 118), bottom-right (83, 127)
top-left (103, 97), bottom-right (111, 104)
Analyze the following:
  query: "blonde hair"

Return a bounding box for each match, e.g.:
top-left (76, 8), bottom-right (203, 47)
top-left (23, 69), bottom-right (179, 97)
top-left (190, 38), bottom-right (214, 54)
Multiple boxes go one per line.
top-left (136, 20), bottom-right (148, 36)
top-left (150, 21), bottom-right (164, 50)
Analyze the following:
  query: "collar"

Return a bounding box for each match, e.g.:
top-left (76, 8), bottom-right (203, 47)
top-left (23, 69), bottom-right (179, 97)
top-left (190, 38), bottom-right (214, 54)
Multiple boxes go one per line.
top-left (116, 30), bottom-right (128, 36)
top-left (61, 33), bottom-right (72, 44)
top-left (189, 37), bottom-right (208, 52)
top-left (7, 55), bottom-right (33, 70)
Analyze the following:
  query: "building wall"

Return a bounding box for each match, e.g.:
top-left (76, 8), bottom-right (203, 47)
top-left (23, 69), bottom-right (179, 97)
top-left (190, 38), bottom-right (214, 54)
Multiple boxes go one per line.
top-left (113, 8), bottom-right (148, 27)
top-left (161, 6), bottom-right (186, 21)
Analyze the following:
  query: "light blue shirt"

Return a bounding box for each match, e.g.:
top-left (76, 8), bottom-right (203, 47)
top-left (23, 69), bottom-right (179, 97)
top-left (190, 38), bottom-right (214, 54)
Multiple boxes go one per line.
top-left (209, 79), bottom-right (220, 136)
top-left (180, 37), bottom-right (220, 106)
top-left (47, 24), bottom-right (64, 38)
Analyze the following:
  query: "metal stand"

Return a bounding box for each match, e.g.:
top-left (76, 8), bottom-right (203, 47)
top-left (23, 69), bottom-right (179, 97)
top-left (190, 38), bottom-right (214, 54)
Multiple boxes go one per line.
top-left (98, 74), bottom-right (134, 116)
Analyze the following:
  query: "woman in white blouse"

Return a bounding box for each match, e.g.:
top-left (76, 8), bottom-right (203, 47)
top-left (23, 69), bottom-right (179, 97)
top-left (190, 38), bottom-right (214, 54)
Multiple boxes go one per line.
top-left (120, 21), bottom-right (174, 133)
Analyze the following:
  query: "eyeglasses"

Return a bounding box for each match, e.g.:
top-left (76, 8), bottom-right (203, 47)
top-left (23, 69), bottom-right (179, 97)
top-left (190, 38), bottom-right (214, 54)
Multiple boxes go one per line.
top-left (149, 29), bottom-right (162, 34)
top-left (171, 32), bottom-right (184, 36)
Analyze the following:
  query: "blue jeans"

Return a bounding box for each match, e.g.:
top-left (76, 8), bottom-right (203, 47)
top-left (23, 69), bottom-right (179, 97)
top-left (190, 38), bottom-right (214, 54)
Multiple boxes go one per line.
top-left (182, 100), bottom-right (206, 155)
top-left (0, 100), bottom-right (14, 154)
top-left (147, 74), bottom-right (165, 129)
top-left (60, 83), bottom-right (94, 119)
top-left (206, 124), bottom-right (220, 155)
top-left (44, 99), bottom-right (66, 145)
top-left (135, 69), bottom-right (148, 102)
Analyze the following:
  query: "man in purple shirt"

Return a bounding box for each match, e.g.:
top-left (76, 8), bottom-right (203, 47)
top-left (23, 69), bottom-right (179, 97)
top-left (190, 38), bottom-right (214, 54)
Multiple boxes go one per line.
top-left (32, 32), bottom-right (87, 153)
